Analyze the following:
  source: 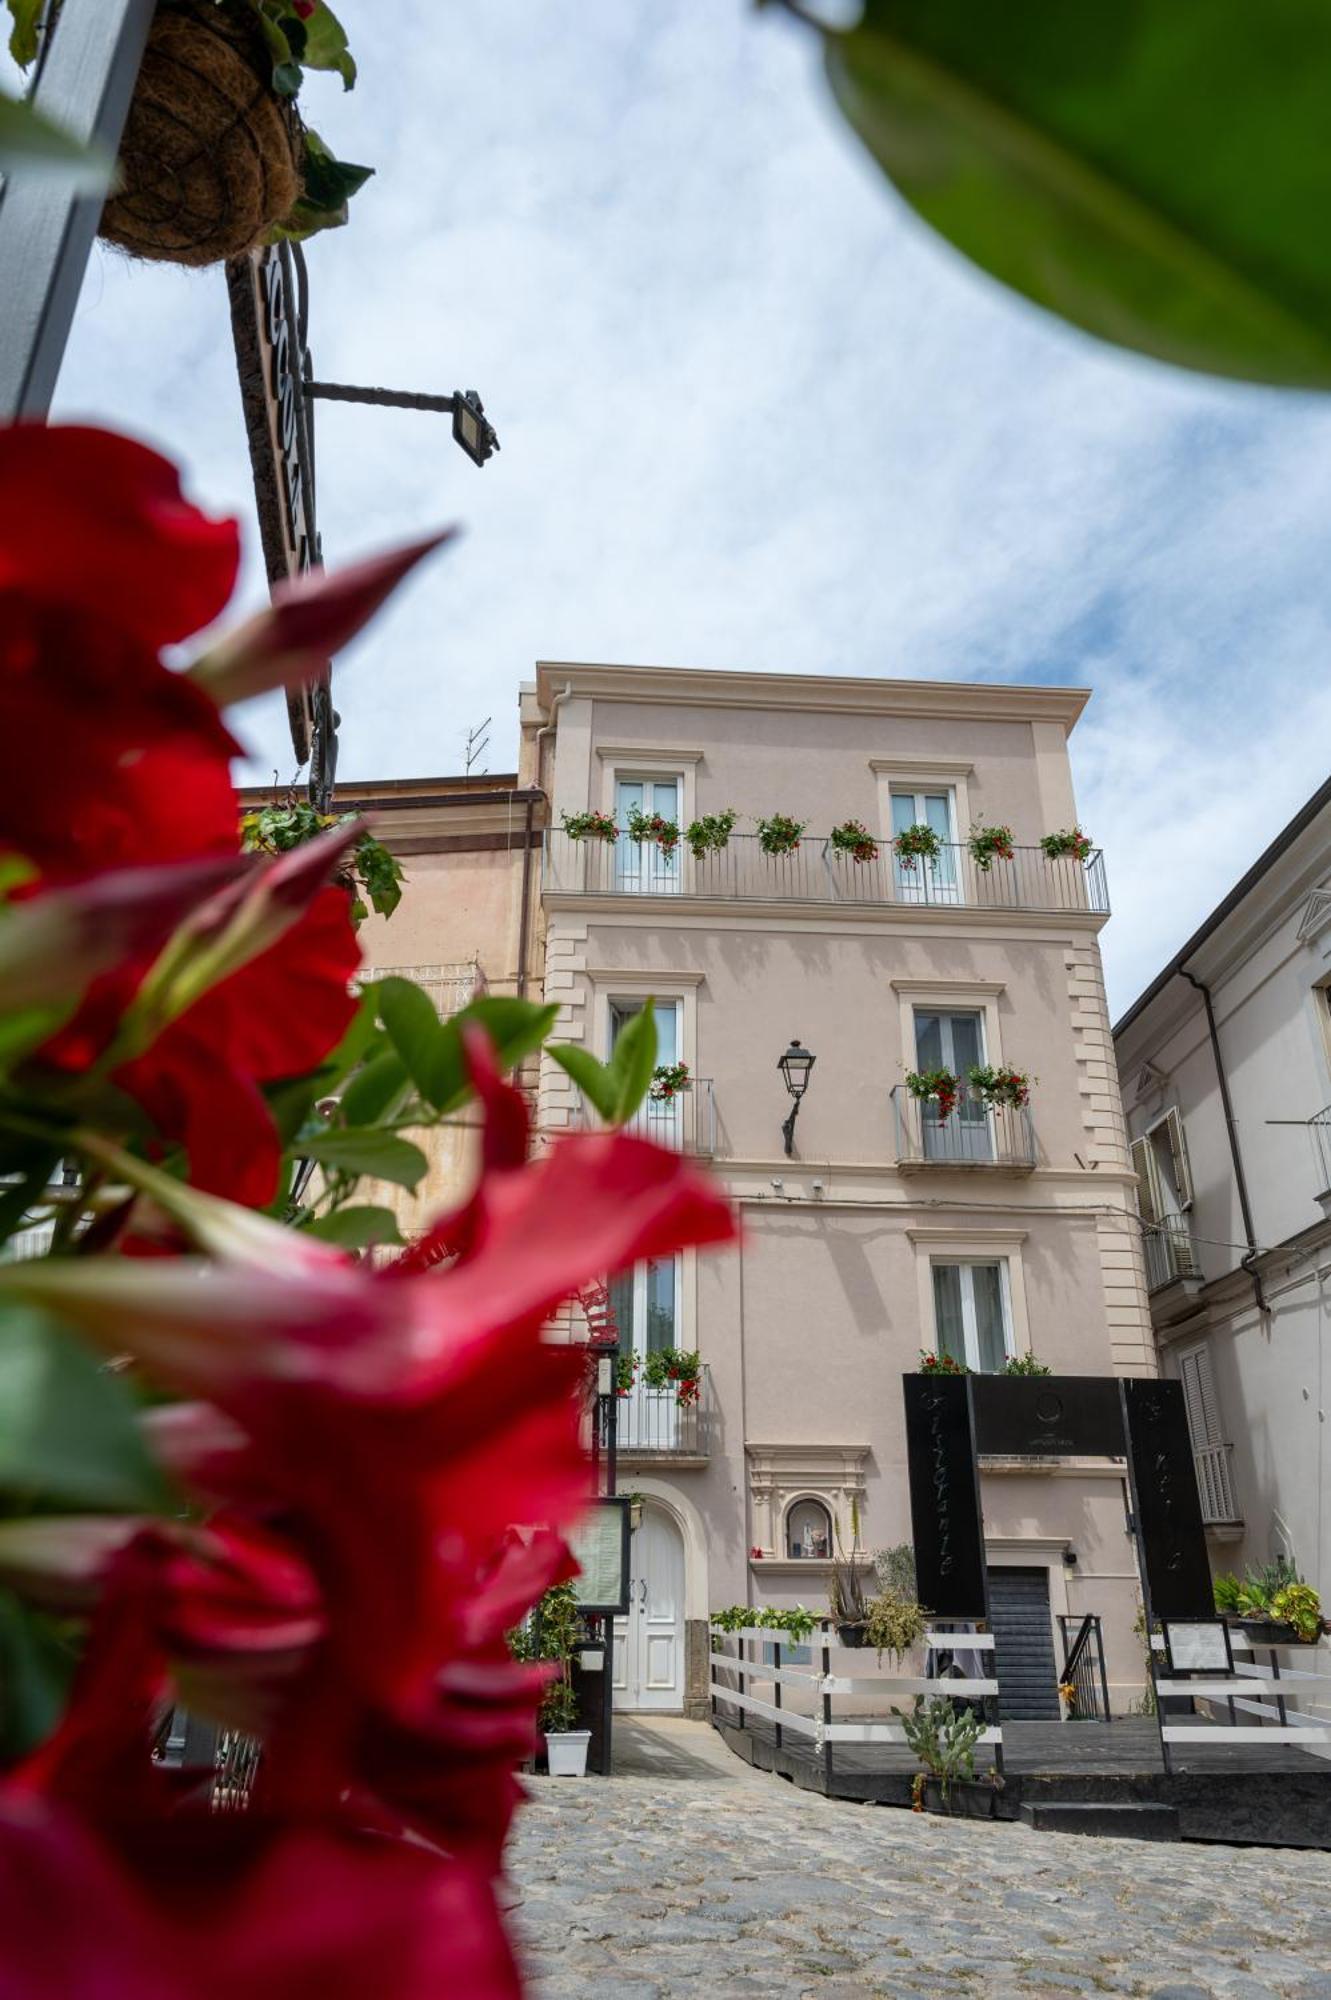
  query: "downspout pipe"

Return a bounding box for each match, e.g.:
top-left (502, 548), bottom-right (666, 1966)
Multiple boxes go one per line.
top-left (1180, 968), bottom-right (1268, 1317)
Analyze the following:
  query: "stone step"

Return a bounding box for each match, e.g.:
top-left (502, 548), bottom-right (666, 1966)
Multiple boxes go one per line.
top-left (1019, 1800), bottom-right (1180, 1841)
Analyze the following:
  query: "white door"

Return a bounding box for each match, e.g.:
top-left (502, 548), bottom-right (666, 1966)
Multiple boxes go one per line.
top-left (914, 1008), bottom-right (992, 1161)
top-left (892, 789), bottom-right (959, 903)
top-left (615, 777), bottom-right (681, 894)
top-left (613, 1505), bottom-right (685, 1711)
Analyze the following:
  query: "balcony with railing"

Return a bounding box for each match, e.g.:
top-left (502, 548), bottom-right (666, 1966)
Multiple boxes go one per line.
top-left (1143, 1217), bottom-right (1202, 1293)
top-left (578, 1079), bottom-right (717, 1156)
top-left (1194, 1440), bottom-right (1241, 1529)
top-left (615, 1365), bottom-right (711, 1464)
top-left (890, 1085), bottom-right (1036, 1172)
top-left (1312, 1105), bottom-right (1331, 1193)
top-left (543, 830), bottom-right (1109, 917)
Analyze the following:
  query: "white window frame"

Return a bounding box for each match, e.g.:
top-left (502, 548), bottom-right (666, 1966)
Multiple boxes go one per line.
top-left (870, 757), bottom-right (973, 843)
top-left (611, 1253), bottom-right (684, 1364)
top-left (929, 1257), bottom-right (1016, 1372)
top-left (908, 1227), bottom-right (1032, 1368)
top-left (891, 981), bottom-right (1006, 1083)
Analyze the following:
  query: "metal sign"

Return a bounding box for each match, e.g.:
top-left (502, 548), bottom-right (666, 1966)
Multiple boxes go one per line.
top-left (971, 1374), bottom-right (1124, 1459)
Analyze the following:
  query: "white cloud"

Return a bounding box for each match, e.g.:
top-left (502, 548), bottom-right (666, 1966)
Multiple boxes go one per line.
top-left (37, 0), bottom-right (1331, 1014)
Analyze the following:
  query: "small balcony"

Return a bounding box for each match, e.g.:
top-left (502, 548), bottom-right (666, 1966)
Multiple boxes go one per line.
top-left (615, 1366), bottom-right (711, 1465)
top-left (578, 1079), bottom-right (717, 1156)
top-left (1143, 1217), bottom-right (1201, 1292)
top-left (1194, 1440), bottom-right (1242, 1531)
top-left (543, 831), bottom-right (1109, 918)
top-left (890, 1085), bottom-right (1037, 1173)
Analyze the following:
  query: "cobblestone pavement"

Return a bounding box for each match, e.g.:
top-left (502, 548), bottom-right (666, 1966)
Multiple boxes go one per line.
top-left (507, 1719), bottom-right (1331, 1999)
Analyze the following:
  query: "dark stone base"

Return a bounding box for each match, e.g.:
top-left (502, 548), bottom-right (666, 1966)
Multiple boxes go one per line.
top-left (1020, 1800), bottom-right (1180, 1840)
top-left (684, 1618), bottom-right (709, 1720)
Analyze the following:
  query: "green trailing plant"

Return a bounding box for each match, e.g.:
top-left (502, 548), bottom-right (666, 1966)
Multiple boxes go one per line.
top-left (892, 822), bottom-right (942, 869)
top-left (1130, 1606), bottom-right (1157, 1717)
top-left (625, 804), bottom-right (680, 855)
top-left (863, 1589), bottom-right (930, 1666)
top-left (641, 1347), bottom-right (701, 1405)
top-left (905, 1067), bottom-right (959, 1122)
top-left (894, 1696), bottom-right (985, 1800)
top-left (873, 1543), bottom-right (917, 1600)
top-left (648, 1061), bottom-right (691, 1102)
top-left (966, 1063), bottom-right (1032, 1111)
top-left (684, 809), bottom-right (737, 860)
top-left (561, 808), bottom-right (618, 843)
top-left (1040, 827), bottom-right (1093, 864)
top-left (756, 813), bottom-right (806, 856)
top-left (241, 801), bottom-right (404, 927)
top-left (829, 818), bottom-right (878, 863)
top-left (967, 824), bottom-right (1014, 871)
top-left (1001, 1353), bottom-right (1051, 1377)
top-left (709, 1605), bottom-right (817, 1641)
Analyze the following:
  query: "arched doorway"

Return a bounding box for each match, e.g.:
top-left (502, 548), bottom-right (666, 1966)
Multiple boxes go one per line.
top-left (612, 1502), bottom-right (685, 1712)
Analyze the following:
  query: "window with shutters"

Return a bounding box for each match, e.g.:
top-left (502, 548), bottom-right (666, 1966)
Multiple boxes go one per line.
top-left (1177, 1343), bottom-right (1239, 1525)
top-left (1132, 1109), bottom-right (1199, 1289)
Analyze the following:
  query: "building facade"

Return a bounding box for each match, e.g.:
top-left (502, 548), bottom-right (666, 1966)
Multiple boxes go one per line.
top-left (522, 663), bottom-right (1156, 1716)
top-left (1113, 779), bottom-right (1331, 1608)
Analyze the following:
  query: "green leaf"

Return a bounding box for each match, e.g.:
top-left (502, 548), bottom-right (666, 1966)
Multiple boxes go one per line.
top-left (418, 997), bottom-right (559, 1116)
top-left (608, 998), bottom-right (657, 1123)
top-left (823, 0), bottom-right (1331, 389)
top-left (0, 1590), bottom-right (75, 1760)
top-left (322, 991), bottom-right (384, 1086)
top-left (375, 978), bottom-right (440, 1095)
top-left (547, 1043), bottom-right (619, 1124)
top-left (339, 1049), bottom-right (409, 1127)
top-left (302, 1129), bottom-right (428, 1190)
top-left (0, 90), bottom-right (112, 188)
top-left (0, 1307), bottom-right (172, 1512)
top-left (299, 0), bottom-right (356, 87)
top-left (302, 1205), bottom-right (403, 1250)
top-left (263, 1075), bottom-right (324, 1148)
top-left (6, 0), bottom-right (42, 66)
top-left (0, 1003), bottom-right (70, 1075)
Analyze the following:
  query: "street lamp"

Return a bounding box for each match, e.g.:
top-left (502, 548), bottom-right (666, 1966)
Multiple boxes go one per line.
top-left (777, 1038), bottom-right (815, 1157)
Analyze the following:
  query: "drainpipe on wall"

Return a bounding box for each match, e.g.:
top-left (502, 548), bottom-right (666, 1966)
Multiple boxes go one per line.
top-left (1179, 968), bottom-right (1268, 1319)
top-left (533, 680), bottom-right (573, 797)
top-left (514, 788), bottom-right (539, 999)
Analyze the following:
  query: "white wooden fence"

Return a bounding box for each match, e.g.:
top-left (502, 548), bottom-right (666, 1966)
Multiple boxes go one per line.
top-left (1150, 1632), bottom-right (1331, 1753)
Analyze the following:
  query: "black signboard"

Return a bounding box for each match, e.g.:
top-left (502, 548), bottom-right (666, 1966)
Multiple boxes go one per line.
top-left (971, 1374), bottom-right (1125, 1459)
top-left (1121, 1378), bottom-right (1214, 1620)
top-left (903, 1374), bottom-right (987, 1618)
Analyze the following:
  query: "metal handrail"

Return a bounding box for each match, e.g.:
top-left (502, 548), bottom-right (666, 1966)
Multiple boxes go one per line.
top-left (616, 1364), bottom-right (711, 1457)
top-left (1057, 1613), bottom-right (1110, 1721)
top-left (543, 831), bottom-right (1109, 916)
top-left (890, 1084), bottom-right (1037, 1171)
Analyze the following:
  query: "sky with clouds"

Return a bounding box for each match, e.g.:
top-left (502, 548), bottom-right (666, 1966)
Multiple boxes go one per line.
top-left (33, 1), bottom-right (1331, 1016)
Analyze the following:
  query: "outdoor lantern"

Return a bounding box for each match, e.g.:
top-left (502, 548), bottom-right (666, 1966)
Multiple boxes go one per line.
top-left (777, 1038), bottom-right (815, 1156)
top-left (452, 388), bottom-right (500, 467)
top-left (596, 1355), bottom-right (614, 1398)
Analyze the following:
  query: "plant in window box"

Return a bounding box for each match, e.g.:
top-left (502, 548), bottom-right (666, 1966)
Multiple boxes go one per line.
top-left (642, 1347), bottom-right (701, 1404)
top-left (756, 813), bottom-right (806, 856)
top-left (966, 1063), bottom-right (1033, 1111)
top-left (905, 1066), bottom-right (960, 1122)
top-left (918, 1349), bottom-right (967, 1376)
top-left (649, 1061), bottom-right (692, 1102)
top-left (893, 821), bottom-right (942, 869)
top-left (561, 808), bottom-right (619, 843)
top-left (967, 823), bottom-right (1015, 872)
top-left (1001, 1353), bottom-right (1051, 1377)
top-left (1040, 826), bottom-right (1093, 864)
top-left (684, 808), bottom-right (737, 860)
top-left (829, 818), bottom-right (878, 863)
top-left (625, 804), bottom-right (681, 855)
top-left (1217, 1559), bottom-right (1323, 1643)
top-left (614, 1353), bottom-right (636, 1397)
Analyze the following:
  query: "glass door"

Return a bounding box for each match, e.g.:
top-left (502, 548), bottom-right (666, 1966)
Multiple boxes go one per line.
top-left (609, 1255), bottom-right (681, 1450)
top-left (892, 789), bottom-right (959, 903)
top-left (611, 998), bottom-right (682, 1148)
top-left (615, 777), bottom-right (681, 894)
top-left (914, 1008), bottom-right (991, 1161)
top-left (932, 1261), bottom-right (1012, 1371)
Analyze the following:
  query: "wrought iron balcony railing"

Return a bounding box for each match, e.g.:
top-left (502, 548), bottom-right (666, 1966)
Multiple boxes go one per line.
top-left (543, 831), bottom-right (1109, 916)
top-left (1143, 1217), bottom-right (1201, 1292)
top-left (577, 1079), bottom-right (717, 1156)
top-left (1312, 1104), bottom-right (1331, 1190)
top-left (615, 1365), bottom-right (711, 1460)
top-left (1194, 1440), bottom-right (1241, 1527)
top-left (890, 1085), bottom-right (1036, 1172)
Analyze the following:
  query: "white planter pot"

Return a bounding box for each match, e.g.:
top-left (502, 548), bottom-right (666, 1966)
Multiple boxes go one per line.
top-left (545, 1730), bottom-right (591, 1777)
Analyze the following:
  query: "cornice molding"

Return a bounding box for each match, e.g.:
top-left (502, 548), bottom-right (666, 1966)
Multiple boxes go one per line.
top-left (905, 1226), bottom-right (1029, 1244)
top-left (594, 743), bottom-right (706, 765)
top-left (869, 756), bottom-right (976, 779)
top-left (535, 662), bottom-right (1091, 732)
top-left (889, 978), bottom-right (1006, 997)
top-left (542, 890), bottom-right (1108, 935)
top-left (582, 967), bottom-right (707, 987)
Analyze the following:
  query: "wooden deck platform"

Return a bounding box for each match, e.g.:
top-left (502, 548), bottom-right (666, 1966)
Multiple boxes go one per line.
top-left (715, 1711), bottom-right (1331, 1849)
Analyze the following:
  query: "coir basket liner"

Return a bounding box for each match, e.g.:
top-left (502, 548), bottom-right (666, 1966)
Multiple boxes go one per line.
top-left (99, 0), bottom-right (300, 268)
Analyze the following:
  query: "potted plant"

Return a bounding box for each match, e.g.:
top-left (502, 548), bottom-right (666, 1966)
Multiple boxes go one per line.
top-left (642, 1347), bottom-right (701, 1405)
top-left (6, 0), bottom-right (368, 267)
top-left (966, 1063), bottom-right (1033, 1111)
top-left (905, 1067), bottom-right (960, 1122)
top-left (967, 824), bottom-right (1015, 872)
top-left (829, 1502), bottom-right (868, 1646)
top-left (1215, 1561), bottom-right (1323, 1643)
top-left (241, 798), bottom-right (404, 928)
top-left (1040, 827), bottom-right (1093, 864)
top-left (863, 1588), bottom-right (930, 1666)
top-left (535, 1582), bottom-right (591, 1776)
top-left (756, 813), bottom-right (806, 856)
top-left (684, 809), bottom-right (738, 860)
top-left (614, 1353), bottom-right (636, 1397)
top-left (893, 822), bottom-right (943, 870)
top-left (896, 1697), bottom-right (995, 1818)
top-left (1002, 1353), bottom-right (1052, 1377)
top-left (829, 819), bottom-right (878, 864)
top-left (626, 804), bottom-right (681, 856)
top-left (561, 809), bottom-right (619, 843)
top-left (649, 1061), bottom-right (692, 1102)
top-left (918, 1349), bottom-right (967, 1375)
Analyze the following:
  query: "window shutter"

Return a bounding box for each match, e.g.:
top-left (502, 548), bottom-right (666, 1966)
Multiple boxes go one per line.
top-left (1131, 1137), bottom-right (1160, 1224)
top-left (1178, 1345), bottom-right (1222, 1449)
top-left (1164, 1106), bottom-right (1194, 1210)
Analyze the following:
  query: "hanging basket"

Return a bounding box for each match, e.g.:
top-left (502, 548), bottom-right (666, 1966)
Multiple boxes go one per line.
top-left (99, 0), bottom-right (302, 268)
